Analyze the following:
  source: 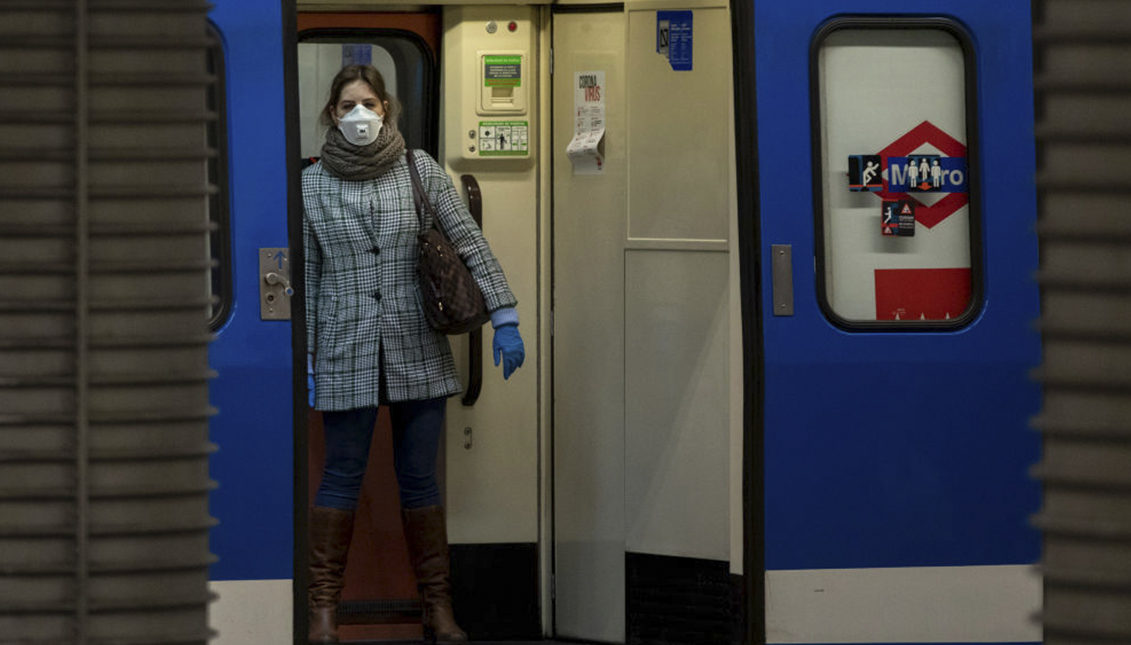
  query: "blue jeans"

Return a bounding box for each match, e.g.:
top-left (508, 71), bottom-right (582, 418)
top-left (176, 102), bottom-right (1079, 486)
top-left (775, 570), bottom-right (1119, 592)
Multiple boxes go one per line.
top-left (315, 398), bottom-right (446, 511)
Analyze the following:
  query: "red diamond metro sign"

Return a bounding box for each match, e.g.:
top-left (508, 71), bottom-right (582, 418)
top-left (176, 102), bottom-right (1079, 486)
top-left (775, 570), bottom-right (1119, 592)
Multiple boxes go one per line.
top-left (878, 121), bottom-right (968, 229)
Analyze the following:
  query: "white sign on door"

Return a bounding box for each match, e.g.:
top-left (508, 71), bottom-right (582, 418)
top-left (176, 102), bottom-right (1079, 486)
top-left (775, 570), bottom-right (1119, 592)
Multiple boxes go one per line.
top-left (566, 70), bottom-right (606, 175)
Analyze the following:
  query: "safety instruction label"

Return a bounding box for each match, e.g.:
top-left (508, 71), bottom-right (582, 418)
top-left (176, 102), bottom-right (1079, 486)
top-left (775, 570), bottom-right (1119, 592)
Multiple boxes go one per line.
top-left (484, 55), bottom-right (522, 87)
top-left (848, 155), bottom-right (883, 192)
top-left (478, 121), bottom-right (529, 156)
top-left (657, 11), bottom-right (693, 72)
top-left (881, 199), bottom-right (916, 237)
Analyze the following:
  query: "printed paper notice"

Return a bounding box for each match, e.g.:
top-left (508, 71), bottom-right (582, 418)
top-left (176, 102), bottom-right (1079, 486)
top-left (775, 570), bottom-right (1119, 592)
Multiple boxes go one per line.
top-left (566, 71), bottom-right (605, 175)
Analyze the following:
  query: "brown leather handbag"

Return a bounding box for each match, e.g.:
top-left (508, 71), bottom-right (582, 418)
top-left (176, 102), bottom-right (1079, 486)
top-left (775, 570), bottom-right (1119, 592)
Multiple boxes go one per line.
top-left (405, 150), bottom-right (490, 334)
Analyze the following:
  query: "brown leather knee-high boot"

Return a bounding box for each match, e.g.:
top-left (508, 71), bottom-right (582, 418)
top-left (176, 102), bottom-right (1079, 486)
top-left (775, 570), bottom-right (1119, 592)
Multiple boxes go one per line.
top-left (401, 505), bottom-right (468, 643)
top-left (308, 506), bottom-right (355, 644)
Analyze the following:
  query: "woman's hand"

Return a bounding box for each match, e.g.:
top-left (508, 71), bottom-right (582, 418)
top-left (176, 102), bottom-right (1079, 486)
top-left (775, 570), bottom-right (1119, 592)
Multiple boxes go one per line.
top-left (492, 325), bottom-right (525, 380)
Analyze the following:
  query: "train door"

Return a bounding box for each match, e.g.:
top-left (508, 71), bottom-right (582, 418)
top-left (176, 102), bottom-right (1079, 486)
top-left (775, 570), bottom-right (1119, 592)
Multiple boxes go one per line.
top-left (296, 6), bottom-right (544, 642)
top-left (206, 1), bottom-right (298, 644)
top-left (296, 13), bottom-right (441, 642)
top-left (438, 6), bottom-right (543, 638)
top-left (204, 2), bottom-right (542, 642)
top-left (551, 8), bottom-right (628, 640)
top-left (744, 2), bottom-right (1043, 643)
top-left (552, 3), bottom-right (742, 642)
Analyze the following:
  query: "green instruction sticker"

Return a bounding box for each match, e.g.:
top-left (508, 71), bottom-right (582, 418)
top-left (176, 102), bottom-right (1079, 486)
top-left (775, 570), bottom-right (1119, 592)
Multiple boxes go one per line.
top-left (478, 121), bottom-right (529, 156)
top-left (484, 55), bottom-right (522, 87)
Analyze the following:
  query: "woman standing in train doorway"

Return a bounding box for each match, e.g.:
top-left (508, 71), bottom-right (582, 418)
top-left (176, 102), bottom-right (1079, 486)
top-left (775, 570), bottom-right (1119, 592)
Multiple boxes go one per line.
top-left (303, 64), bottom-right (525, 644)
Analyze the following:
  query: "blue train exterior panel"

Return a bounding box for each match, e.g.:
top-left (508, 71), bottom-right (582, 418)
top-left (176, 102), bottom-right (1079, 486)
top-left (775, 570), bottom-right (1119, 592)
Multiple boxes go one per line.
top-left (207, 0), bottom-right (295, 582)
top-left (756, 1), bottom-right (1041, 574)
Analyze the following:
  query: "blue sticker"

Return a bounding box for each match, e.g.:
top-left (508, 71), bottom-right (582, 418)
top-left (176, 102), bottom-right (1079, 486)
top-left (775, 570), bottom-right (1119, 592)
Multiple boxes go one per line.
top-left (657, 11), bottom-right (693, 72)
top-left (887, 156), bottom-right (968, 193)
top-left (342, 44), bottom-right (372, 68)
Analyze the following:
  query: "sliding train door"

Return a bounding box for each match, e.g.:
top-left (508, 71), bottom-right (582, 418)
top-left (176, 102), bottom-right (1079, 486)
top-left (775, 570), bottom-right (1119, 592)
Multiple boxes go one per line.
top-left (206, 1), bottom-right (297, 643)
top-left (551, 8), bottom-right (628, 641)
top-left (207, 4), bottom-right (540, 643)
top-left (438, 6), bottom-right (543, 639)
top-left (749, 3), bottom-right (1042, 643)
top-left (552, 3), bottom-right (741, 642)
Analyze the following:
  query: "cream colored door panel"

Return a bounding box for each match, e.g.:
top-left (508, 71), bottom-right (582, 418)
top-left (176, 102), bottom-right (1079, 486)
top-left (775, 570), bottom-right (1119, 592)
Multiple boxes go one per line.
top-left (551, 9), bottom-right (627, 643)
top-left (441, 6), bottom-right (540, 545)
top-left (621, 6), bottom-right (734, 561)
top-left (625, 7), bottom-right (733, 243)
top-left (624, 249), bottom-right (730, 560)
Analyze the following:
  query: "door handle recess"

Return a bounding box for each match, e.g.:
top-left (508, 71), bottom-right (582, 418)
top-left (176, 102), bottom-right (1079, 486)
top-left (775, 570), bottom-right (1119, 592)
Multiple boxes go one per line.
top-left (771, 244), bottom-right (793, 317)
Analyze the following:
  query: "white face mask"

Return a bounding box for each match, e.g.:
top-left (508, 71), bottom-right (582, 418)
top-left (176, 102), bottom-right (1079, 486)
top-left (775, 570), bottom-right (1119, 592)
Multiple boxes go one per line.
top-left (337, 105), bottom-right (383, 146)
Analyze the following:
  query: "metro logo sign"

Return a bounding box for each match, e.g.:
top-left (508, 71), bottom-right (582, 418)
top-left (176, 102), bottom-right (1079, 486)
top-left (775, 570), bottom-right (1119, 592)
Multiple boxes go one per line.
top-left (887, 156), bottom-right (968, 193)
top-left (877, 121), bottom-right (969, 229)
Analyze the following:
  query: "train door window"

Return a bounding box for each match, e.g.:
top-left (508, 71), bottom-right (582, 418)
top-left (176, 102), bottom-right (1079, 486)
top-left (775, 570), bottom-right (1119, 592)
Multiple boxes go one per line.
top-left (812, 20), bottom-right (981, 328)
top-left (297, 34), bottom-right (436, 158)
top-left (207, 22), bottom-right (232, 331)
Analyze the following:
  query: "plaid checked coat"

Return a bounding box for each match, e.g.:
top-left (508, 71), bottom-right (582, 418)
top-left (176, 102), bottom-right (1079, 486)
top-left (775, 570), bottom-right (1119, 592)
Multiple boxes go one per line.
top-left (303, 150), bottom-right (517, 411)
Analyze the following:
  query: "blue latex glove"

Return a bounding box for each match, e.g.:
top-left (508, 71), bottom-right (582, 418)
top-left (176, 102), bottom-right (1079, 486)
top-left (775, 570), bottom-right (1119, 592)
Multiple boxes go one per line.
top-left (492, 325), bottom-right (525, 380)
top-left (307, 354), bottom-right (315, 407)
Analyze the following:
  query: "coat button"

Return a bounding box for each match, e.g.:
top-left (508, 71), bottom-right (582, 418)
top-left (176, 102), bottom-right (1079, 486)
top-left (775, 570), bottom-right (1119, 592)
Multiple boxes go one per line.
top-left (373, 292), bottom-right (382, 301)
top-left (372, 246), bottom-right (380, 254)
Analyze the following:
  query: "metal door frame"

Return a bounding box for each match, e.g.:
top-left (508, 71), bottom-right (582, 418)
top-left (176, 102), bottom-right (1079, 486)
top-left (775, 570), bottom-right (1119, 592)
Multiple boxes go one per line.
top-left (729, 0), bottom-right (765, 642)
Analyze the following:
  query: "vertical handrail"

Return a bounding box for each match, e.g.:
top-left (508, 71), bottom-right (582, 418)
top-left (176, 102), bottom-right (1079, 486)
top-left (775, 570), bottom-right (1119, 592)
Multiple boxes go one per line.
top-left (460, 175), bottom-right (484, 407)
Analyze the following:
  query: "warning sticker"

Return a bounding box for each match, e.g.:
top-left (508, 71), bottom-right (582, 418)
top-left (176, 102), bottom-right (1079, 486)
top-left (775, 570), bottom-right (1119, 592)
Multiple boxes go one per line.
top-left (881, 199), bottom-right (916, 237)
top-left (848, 155), bottom-right (883, 192)
top-left (484, 55), bottom-right (522, 87)
top-left (478, 121), bottom-right (529, 156)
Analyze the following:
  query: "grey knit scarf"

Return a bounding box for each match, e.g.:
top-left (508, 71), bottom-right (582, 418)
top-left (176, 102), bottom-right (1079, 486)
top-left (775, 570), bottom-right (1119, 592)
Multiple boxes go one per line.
top-left (320, 125), bottom-right (406, 181)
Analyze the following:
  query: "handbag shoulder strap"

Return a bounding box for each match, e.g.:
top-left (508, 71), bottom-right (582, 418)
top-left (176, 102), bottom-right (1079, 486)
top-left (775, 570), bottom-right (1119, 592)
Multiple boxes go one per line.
top-left (404, 149), bottom-right (435, 230)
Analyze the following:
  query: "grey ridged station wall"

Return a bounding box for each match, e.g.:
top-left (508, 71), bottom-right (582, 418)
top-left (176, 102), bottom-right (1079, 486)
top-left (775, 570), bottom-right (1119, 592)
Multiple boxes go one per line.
top-left (0, 1), bottom-right (215, 643)
top-left (1032, 0), bottom-right (1131, 642)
